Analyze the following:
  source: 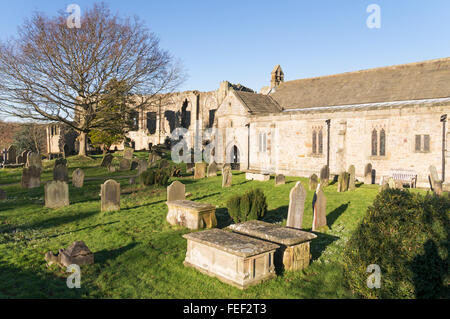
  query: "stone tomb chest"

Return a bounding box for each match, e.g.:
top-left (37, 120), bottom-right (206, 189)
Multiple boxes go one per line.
top-left (228, 220), bottom-right (317, 272)
top-left (245, 170), bottom-right (270, 182)
top-left (183, 229), bottom-right (279, 289)
top-left (166, 200), bottom-right (217, 230)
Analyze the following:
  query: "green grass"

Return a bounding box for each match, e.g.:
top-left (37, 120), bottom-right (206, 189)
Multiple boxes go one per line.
top-left (0, 154), bottom-right (430, 298)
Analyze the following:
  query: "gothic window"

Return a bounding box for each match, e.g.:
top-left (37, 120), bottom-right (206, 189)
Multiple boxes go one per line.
top-left (130, 111), bottom-right (139, 131)
top-left (379, 129), bottom-right (386, 156)
top-left (312, 131), bottom-right (317, 154)
top-left (371, 129), bottom-right (378, 156)
top-left (146, 112), bottom-right (157, 135)
top-left (318, 130), bottom-right (323, 154)
top-left (208, 109), bottom-right (216, 128)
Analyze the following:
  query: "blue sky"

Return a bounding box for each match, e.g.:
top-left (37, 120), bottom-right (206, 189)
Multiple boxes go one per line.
top-left (0, 0), bottom-right (449, 92)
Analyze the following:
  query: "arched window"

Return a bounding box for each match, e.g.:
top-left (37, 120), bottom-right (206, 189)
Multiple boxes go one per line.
top-left (371, 129), bottom-right (378, 156)
top-left (379, 129), bottom-right (386, 156)
top-left (312, 131), bottom-right (317, 154)
top-left (318, 130), bottom-right (323, 154)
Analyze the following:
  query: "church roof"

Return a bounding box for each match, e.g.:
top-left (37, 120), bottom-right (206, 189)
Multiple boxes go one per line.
top-left (270, 57), bottom-right (450, 110)
top-left (233, 90), bottom-right (282, 114)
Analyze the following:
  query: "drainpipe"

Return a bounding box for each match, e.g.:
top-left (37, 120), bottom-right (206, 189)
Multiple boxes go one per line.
top-left (245, 123), bottom-right (250, 170)
top-left (326, 119), bottom-right (331, 170)
top-left (441, 114), bottom-right (447, 182)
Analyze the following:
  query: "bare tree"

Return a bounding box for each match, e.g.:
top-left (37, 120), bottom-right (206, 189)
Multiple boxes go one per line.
top-left (0, 3), bottom-right (184, 155)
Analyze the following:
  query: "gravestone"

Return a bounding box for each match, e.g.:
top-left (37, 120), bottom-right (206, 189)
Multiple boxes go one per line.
top-left (54, 158), bottom-right (67, 167)
top-left (21, 166), bottom-right (41, 189)
top-left (148, 152), bottom-right (162, 164)
top-left (130, 160), bottom-right (139, 171)
top-left (0, 189), bottom-right (6, 200)
top-left (53, 164), bottom-right (69, 182)
top-left (337, 172), bottom-right (350, 192)
top-left (137, 159), bottom-right (148, 176)
top-left (119, 158), bottom-right (131, 171)
top-left (428, 165), bottom-right (442, 195)
top-left (309, 174), bottom-right (318, 191)
top-left (312, 184), bottom-right (327, 231)
top-left (26, 152), bottom-right (42, 169)
top-left (286, 181), bottom-right (306, 229)
top-left (123, 147), bottom-right (134, 160)
top-left (348, 165), bottom-right (356, 191)
top-left (194, 162), bottom-right (207, 179)
top-left (100, 179), bottom-right (120, 212)
top-left (222, 164), bottom-right (232, 187)
top-left (100, 154), bottom-right (114, 168)
top-left (72, 168), bottom-right (85, 188)
top-left (6, 145), bottom-right (16, 164)
top-left (319, 165), bottom-right (329, 186)
top-left (388, 177), bottom-right (395, 189)
top-left (275, 174), bottom-right (285, 186)
top-left (364, 163), bottom-right (373, 184)
top-left (167, 181), bottom-right (186, 202)
top-left (207, 161), bottom-right (217, 177)
top-left (108, 165), bottom-right (117, 173)
top-left (45, 181), bottom-right (69, 209)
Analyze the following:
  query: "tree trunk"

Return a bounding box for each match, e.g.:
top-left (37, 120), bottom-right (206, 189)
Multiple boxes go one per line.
top-left (78, 132), bottom-right (87, 156)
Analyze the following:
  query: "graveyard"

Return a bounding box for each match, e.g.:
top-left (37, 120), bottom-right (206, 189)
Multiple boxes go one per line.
top-left (0, 151), bottom-right (440, 299)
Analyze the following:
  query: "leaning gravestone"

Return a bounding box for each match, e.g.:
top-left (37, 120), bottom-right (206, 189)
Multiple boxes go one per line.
top-left (167, 181), bottom-right (186, 202)
top-left (275, 174), bottom-right (285, 186)
top-left (337, 171), bottom-right (350, 192)
top-left (0, 189), bottom-right (6, 200)
top-left (312, 184), bottom-right (327, 231)
top-left (207, 161), bottom-right (217, 177)
top-left (6, 145), bottom-right (16, 164)
top-left (286, 181), bottom-right (306, 229)
top-left (309, 174), bottom-right (318, 191)
top-left (222, 164), bottom-right (232, 187)
top-left (26, 152), bottom-right (42, 169)
top-left (45, 181), bottom-right (69, 209)
top-left (348, 165), bottom-right (356, 191)
top-left (21, 166), bottom-right (41, 189)
top-left (100, 154), bottom-right (114, 168)
top-left (194, 162), bottom-right (207, 179)
top-left (100, 179), bottom-right (120, 212)
top-left (319, 165), bottom-right (330, 186)
top-left (364, 163), bottom-right (373, 184)
top-left (72, 168), bottom-right (85, 188)
top-left (53, 163), bottom-right (69, 182)
top-left (123, 147), bottom-right (134, 160)
top-left (119, 158), bottom-right (131, 171)
top-left (428, 165), bottom-right (442, 195)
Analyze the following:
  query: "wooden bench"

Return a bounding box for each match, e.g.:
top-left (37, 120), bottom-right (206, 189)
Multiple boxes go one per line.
top-left (389, 169), bottom-right (417, 188)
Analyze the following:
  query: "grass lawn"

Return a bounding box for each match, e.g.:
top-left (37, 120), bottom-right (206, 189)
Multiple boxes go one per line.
top-left (0, 153), bottom-right (429, 298)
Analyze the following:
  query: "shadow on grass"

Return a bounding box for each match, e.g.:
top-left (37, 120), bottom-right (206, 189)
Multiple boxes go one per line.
top-left (94, 242), bottom-right (139, 264)
top-left (310, 232), bottom-right (340, 261)
top-left (191, 192), bottom-right (221, 201)
top-left (327, 202), bottom-right (349, 228)
top-left (263, 205), bottom-right (288, 223)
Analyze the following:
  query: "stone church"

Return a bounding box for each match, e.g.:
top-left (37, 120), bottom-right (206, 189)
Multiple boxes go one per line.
top-left (48, 57), bottom-right (450, 188)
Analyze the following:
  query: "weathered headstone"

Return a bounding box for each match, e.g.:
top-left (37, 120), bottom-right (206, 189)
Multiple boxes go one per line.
top-left (319, 165), bottom-right (329, 186)
top-left (222, 164), bottom-right (232, 187)
top-left (130, 160), bottom-right (139, 171)
top-left (72, 168), bottom-right (85, 188)
top-left (100, 154), bottom-right (114, 168)
top-left (54, 158), bottom-right (67, 167)
top-left (167, 181), bottom-right (186, 202)
top-left (137, 159), bottom-right (148, 176)
top-left (312, 184), bottom-right (327, 231)
top-left (123, 147), bottom-right (134, 160)
top-left (148, 152), bottom-right (162, 164)
top-left (0, 189), bottom-right (6, 200)
top-left (6, 145), bottom-right (16, 164)
top-left (207, 161), bottom-right (217, 177)
top-left (194, 162), bottom-right (207, 179)
top-left (53, 163), bottom-right (69, 182)
top-left (428, 165), bottom-right (442, 195)
top-left (388, 177), bottom-right (395, 189)
top-left (275, 174), bottom-right (285, 186)
top-left (364, 163), bottom-right (373, 184)
top-left (100, 179), bottom-right (120, 212)
top-left (337, 171), bottom-right (350, 192)
top-left (45, 241), bottom-right (94, 268)
top-left (26, 152), bottom-right (42, 169)
top-left (45, 181), bottom-right (69, 209)
top-left (108, 165), bottom-right (117, 173)
top-left (348, 165), bottom-right (356, 191)
top-left (286, 181), bottom-right (306, 229)
top-left (21, 166), bottom-right (41, 189)
top-left (309, 174), bottom-right (318, 191)
top-left (119, 158), bottom-right (131, 171)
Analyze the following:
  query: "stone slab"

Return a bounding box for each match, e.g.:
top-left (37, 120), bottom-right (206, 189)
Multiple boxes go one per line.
top-left (166, 200), bottom-right (217, 230)
top-left (245, 172), bottom-right (270, 181)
